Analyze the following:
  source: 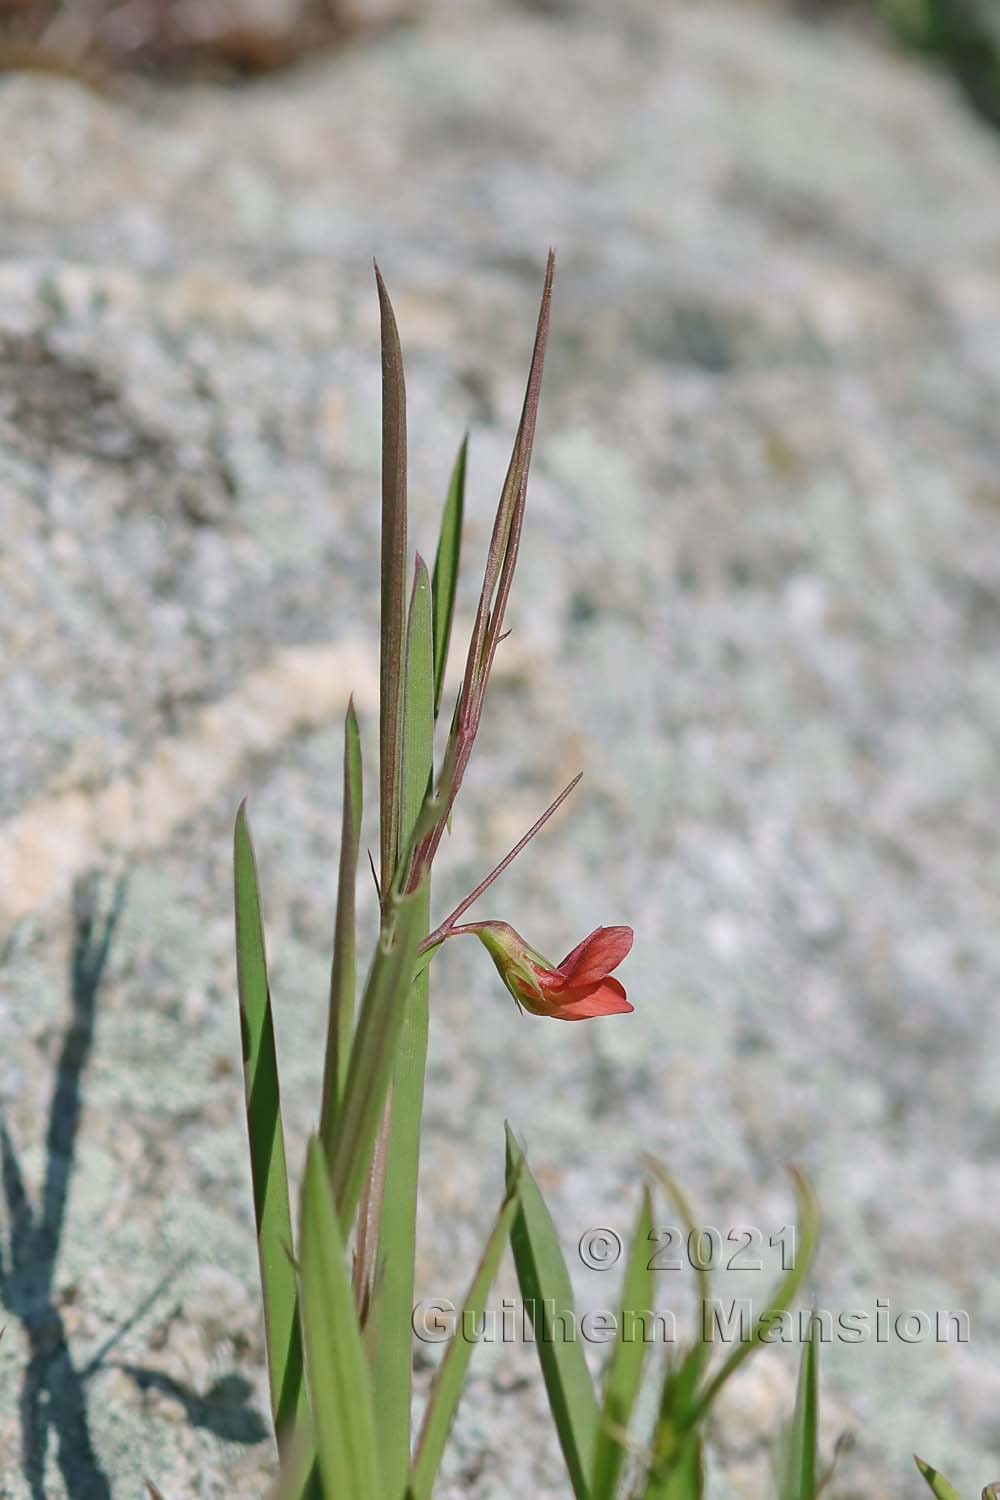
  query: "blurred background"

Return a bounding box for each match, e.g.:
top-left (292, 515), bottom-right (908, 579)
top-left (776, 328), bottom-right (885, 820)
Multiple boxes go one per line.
top-left (2, 0), bottom-right (1000, 1496)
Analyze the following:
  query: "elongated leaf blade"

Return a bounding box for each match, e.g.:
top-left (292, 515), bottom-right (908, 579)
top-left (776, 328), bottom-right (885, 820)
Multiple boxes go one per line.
top-left (376, 261), bottom-right (408, 897)
top-left (233, 803), bottom-right (303, 1446)
top-left (642, 1432), bottom-right (704, 1500)
top-left (690, 1168), bottom-right (819, 1423)
top-left (372, 556), bottom-right (435, 1493)
top-left (299, 1137), bottom-right (381, 1500)
top-left (320, 699), bottom-right (363, 1156)
top-left (644, 1160), bottom-right (714, 1442)
top-left (780, 1310), bottom-right (820, 1500)
top-left (266, 1419), bottom-right (320, 1500)
top-left (459, 253), bottom-right (553, 720)
top-left (409, 1181), bottom-right (521, 1500)
top-left (400, 558), bottom-right (436, 852)
top-left (648, 1341), bottom-right (707, 1484)
top-left (915, 1458), bottom-right (963, 1500)
top-left (505, 1125), bottom-right (599, 1500)
top-left (431, 435), bottom-right (466, 717)
top-left (329, 882), bottom-right (427, 1230)
top-left (645, 1326), bottom-right (710, 1500)
top-left (475, 252), bottom-right (552, 685)
top-left (404, 255), bottom-right (556, 887)
top-left (591, 1187), bottom-right (655, 1500)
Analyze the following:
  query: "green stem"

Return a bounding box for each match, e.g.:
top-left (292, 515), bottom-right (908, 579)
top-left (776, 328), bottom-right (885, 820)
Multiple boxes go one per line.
top-left (368, 557), bottom-right (434, 1492)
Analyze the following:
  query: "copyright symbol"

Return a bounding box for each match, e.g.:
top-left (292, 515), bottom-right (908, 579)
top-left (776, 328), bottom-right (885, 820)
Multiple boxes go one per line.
top-left (578, 1227), bottom-right (622, 1271)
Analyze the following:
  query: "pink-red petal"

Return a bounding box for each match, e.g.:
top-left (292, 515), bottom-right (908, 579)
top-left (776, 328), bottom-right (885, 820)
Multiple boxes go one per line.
top-left (557, 926), bottom-right (633, 987)
top-left (549, 977), bottom-right (633, 1021)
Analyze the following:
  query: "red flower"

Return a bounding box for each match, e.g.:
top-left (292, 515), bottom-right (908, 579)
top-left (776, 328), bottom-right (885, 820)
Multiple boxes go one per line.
top-left (458, 921), bottom-right (634, 1021)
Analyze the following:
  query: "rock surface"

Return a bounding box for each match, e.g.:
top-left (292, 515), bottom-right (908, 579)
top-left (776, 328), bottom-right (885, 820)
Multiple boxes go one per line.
top-left (3, 2), bottom-right (1000, 1495)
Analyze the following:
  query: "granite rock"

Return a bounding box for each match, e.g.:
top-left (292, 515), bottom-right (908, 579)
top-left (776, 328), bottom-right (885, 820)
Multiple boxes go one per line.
top-left (2, 3), bottom-right (1000, 1495)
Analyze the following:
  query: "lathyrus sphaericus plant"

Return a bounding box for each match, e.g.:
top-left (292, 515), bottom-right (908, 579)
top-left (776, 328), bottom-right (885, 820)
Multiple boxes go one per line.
top-left (232, 252), bottom-right (645, 1499)
top-left (229, 254), bottom-right (827, 1500)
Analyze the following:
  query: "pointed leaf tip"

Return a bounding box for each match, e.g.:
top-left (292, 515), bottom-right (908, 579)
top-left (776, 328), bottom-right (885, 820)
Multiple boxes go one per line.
top-left (915, 1457), bottom-right (963, 1500)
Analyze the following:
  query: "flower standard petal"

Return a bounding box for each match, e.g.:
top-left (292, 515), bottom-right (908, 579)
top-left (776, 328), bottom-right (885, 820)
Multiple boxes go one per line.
top-left (557, 926), bottom-right (633, 987)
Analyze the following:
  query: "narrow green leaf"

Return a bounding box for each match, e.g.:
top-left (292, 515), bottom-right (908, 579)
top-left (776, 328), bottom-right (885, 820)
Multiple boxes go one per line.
top-left (591, 1187), bottom-right (655, 1500)
top-left (409, 1182), bottom-right (521, 1500)
top-left (642, 1432), bottom-right (704, 1500)
top-left (299, 1137), bottom-right (381, 1500)
top-left (915, 1458), bottom-right (963, 1500)
top-left (644, 1161), bottom-right (713, 1418)
top-left (372, 556), bottom-right (435, 1493)
top-left (329, 881), bottom-right (426, 1231)
top-left (505, 1125), bottom-right (599, 1500)
top-left (688, 1168), bottom-right (819, 1424)
top-left (650, 1345), bottom-right (706, 1468)
top-left (267, 1419), bottom-right (320, 1500)
top-left (780, 1310), bottom-right (820, 1500)
top-left (376, 261), bottom-right (408, 898)
top-left (642, 1333), bottom-right (711, 1500)
top-left (319, 699), bottom-right (363, 1158)
top-left (633, 1166), bottom-right (714, 1500)
top-left (431, 435), bottom-right (467, 717)
top-left (400, 558), bottom-right (436, 853)
top-left (233, 803), bottom-right (303, 1448)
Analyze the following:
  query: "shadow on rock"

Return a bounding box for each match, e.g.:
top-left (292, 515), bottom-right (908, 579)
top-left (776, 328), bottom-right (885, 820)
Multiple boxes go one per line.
top-left (0, 874), bottom-right (123, 1500)
top-left (118, 1367), bottom-right (269, 1445)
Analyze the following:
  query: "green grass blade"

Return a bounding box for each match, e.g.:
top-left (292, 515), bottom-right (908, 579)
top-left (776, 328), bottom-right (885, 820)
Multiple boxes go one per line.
top-left (299, 1137), bottom-right (381, 1500)
top-left (409, 1181), bottom-right (521, 1500)
top-left (591, 1187), bottom-right (655, 1500)
top-left (372, 556), bottom-right (435, 1493)
top-left (644, 1337), bottom-right (711, 1499)
top-left (636, 1165), bottom-right (716, 1496)
top-left (319, 699), bottom-right (363, 1157)
top-left (400, 558), bottom-right (436, 854)
top-left (915, 1458), bottom-right (963, 1500)
top-left (780, 1310), bottom-right (820, 1500)
top-left (233, 803), bottom-right (303, 1448)
top-left (329, 881), bottom-right (427, 1231)
top-left (376, 261), bottom-right (408, 898)
top-left (431, 435), bottom-right (466, 717)
top-left (645, 1162), bottom-right (713, 1414)
top-left (642, 1433), bottom-right (704, 1500)
top-left (689, 1168), bottom-right (819, 1424)
top-left (267, 1419), bottom-right (320, 1500)
top-left (505, 1125), bottom-right (599, 1500)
